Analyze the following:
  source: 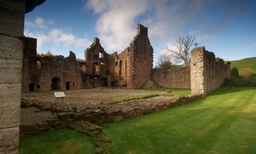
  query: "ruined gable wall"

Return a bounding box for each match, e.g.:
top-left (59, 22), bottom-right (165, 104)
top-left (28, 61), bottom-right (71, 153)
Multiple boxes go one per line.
top-left (22, 37), bottom-right (37, 92)
top-left (0, 1), bottom-right (25, 153)
top-left (84, 38), bottom-right (109, 76)
top-left (152, 67), bottom-right (190, 88)
top-left (128, 24), bottom-right (153, 89)
top-left (191, 47), bottom-right (230, 95)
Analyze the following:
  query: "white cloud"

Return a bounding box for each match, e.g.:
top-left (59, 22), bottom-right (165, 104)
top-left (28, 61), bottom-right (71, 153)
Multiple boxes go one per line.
top-left (25, 17), bottom-right (55, 29)
top-left (85, 0), bottom-right (206, 53)
top-left (24, 17), bottom-right (91, 53)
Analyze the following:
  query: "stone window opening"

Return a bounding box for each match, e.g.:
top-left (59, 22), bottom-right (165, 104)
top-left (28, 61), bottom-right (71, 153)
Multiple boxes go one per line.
top-left (37, 60), bottom-right (41, 69)
top-left (93, 63), bottom-right (99, 75)
top-left (119, 60), bottom-right (122, 76)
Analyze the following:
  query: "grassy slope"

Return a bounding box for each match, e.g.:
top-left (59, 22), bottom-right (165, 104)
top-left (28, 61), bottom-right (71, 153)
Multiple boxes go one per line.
top-left (19, 129), bottom-right (95, 154)
top-left (102, 87), bottom-right (256, 154)
top-left (230, 57), bottom-right (256, 77)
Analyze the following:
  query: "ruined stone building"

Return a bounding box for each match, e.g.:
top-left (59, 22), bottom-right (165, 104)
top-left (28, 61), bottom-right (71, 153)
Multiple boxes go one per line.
top-left (79, 24), bottom-right (153, 89)
top-left (22, 37), bottom-right (82, 92)
top-left (1, 1), bottom-right (231, 153)
top-left (22, 24), bottom-right (154, 92)
top-left (22, 24), bottom-right (230, 94)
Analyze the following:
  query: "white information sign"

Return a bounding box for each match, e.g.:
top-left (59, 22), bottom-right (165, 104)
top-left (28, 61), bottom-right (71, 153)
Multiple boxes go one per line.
top-left (54, 92), bottom-right (65, 98)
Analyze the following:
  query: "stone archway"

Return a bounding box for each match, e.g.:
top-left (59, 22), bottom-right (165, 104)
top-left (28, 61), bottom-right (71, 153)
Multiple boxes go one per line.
top-left (51, 77), bottom-right (61, 90)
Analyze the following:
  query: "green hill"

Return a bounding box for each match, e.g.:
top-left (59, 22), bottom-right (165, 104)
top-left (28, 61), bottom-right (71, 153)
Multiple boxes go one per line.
top-left (230, 57), bottom-right (256, 77)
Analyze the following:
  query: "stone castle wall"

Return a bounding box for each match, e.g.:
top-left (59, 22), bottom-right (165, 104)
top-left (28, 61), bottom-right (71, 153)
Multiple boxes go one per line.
top-left (80, 24), bottom-right (153, 89)
top-left (152, 67), bottom-right (190, 88)
top-left (128, 24), bottom-right (153, 89)
top-left (22, 37), bottom-right (37, 92)
top-left (0, 1), bottom-right (25, 153)
top-left (36, 52), bottom-right (82, 91)
top-left (191, 47), bottom-right (230, 95)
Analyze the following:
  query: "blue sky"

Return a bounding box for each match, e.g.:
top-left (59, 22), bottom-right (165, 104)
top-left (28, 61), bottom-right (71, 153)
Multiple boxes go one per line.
top-left (25, 0), bottom-right (256, 66)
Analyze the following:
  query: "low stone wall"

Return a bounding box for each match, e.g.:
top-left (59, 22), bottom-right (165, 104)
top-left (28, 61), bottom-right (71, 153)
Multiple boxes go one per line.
top-left (20, 94), bottom-right (202, 136)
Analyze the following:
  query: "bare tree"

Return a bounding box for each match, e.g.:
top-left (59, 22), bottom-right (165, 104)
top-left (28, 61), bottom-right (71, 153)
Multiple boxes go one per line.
top-left (156, 54), bottom-right (172, 69)
top-left (166, 33), bottom-right (196, 66)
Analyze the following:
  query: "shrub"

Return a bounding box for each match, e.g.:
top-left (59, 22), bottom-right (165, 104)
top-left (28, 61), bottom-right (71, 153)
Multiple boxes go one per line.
top-left (225, 67), bottom-right (256, 87)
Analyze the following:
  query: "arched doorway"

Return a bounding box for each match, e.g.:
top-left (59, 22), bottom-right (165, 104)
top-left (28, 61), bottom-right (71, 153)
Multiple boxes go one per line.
top-left (51, 77), bottom-right (61, 90)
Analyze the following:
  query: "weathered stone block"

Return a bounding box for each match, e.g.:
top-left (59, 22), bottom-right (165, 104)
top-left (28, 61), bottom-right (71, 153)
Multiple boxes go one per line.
top-left (0, 106), bottom-right (20, 128)
top-left (0, 84), bottom-right (21, 107)
top-left (0, 127), bottom-right (19, 154)
top-left (0, 59), bottom-right (22, 83)
top-left (0, 35), bottom-right (23, 60)
top-left (0, 7), bottom-right (24, 37)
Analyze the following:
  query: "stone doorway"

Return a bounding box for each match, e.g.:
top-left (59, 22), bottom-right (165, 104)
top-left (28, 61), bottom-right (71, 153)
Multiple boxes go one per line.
top-left (51, 77), bottom-right (61, 90)
top-left (66, 82), bottom-right (70, 90)
top-left (29, 83), bottom-right (35, 92)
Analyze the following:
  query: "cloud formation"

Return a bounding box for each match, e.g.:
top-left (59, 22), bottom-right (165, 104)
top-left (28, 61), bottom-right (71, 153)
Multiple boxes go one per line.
top-left (85, 0), bottom-right (206, 53)
top-left (25, 17), bottom-right (54, 29)
top-left (24, 17), bottom-right (91, 54)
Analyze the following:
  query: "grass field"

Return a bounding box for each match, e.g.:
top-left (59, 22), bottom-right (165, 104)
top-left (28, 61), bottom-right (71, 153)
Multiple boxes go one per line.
top-left (19, 87), bottom-right (256, 154)
top-left (19, 129), bottom-right (95, 154)
top-left (230, 57), bottom-right (256, 77)
top-left (102, 87), bottom-right (256, 154)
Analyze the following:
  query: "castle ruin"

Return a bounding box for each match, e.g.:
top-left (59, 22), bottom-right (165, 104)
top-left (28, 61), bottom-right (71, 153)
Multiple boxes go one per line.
top-left (22, 24), bottom-right (154, 92)
top-left (22, 24), bottom-right (230, 96)
top-left (0, 1), bottom-right (231, 152)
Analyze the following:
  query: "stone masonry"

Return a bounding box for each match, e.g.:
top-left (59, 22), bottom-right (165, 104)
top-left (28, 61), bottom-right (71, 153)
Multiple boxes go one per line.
top-left (0, 1), bottom-right (25, 153)
top-left (151, 67), bottom-right (190, 88)
top-left (191, 47), bottom-right (230, 96)
top-left (79, 24), bottom-right (153, 89)
top-left (0, 1), bottom-right (44, 153)
top-left (22, 36), bottom-right (82, 92)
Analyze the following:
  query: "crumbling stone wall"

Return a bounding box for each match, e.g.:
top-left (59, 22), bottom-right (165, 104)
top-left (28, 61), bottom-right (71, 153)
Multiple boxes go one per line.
top-left (127, 24), bottom-right (153, 88)
top-left (0, 1), bottom-right (25, 153)
top-left (80, 24), bottom-right (153, 89)
top-left (152, 67), bottom-right (190, 88)
top-left (22, 37), bottom-right (37, 92)
top-left (191, 47), bottom-right (230, 95)
top-left (36, 51), bottom-right (82, 91)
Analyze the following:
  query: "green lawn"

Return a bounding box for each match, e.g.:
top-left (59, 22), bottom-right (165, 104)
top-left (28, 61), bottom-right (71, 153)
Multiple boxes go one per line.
top-left (102, 87), bottom-right (256, 154)
top-left (19, 87), bottom-right (256, 154)
top-left (19, 129), bottom-right (95, 154)
top-left (140, 88), bottom-right (191, 96)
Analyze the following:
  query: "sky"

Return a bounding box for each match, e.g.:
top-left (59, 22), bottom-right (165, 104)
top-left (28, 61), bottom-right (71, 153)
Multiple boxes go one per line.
top-left (24, 0), bottom-right (256, 66)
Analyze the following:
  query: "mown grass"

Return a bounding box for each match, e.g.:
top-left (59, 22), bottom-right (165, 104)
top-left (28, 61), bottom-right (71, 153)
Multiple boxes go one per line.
top-left (102, 87), bottom-right (256, 154)
top-left (19, 129), bottom-right (95, 154)
top-left (19, 88), bottom-right (256, 154)
top-left (230, 57), bottom-right (256, 77)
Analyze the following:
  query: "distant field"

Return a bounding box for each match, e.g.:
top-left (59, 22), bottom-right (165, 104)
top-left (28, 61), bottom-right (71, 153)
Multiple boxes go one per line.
top-left (230, 57), bottom-right (256, 77)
